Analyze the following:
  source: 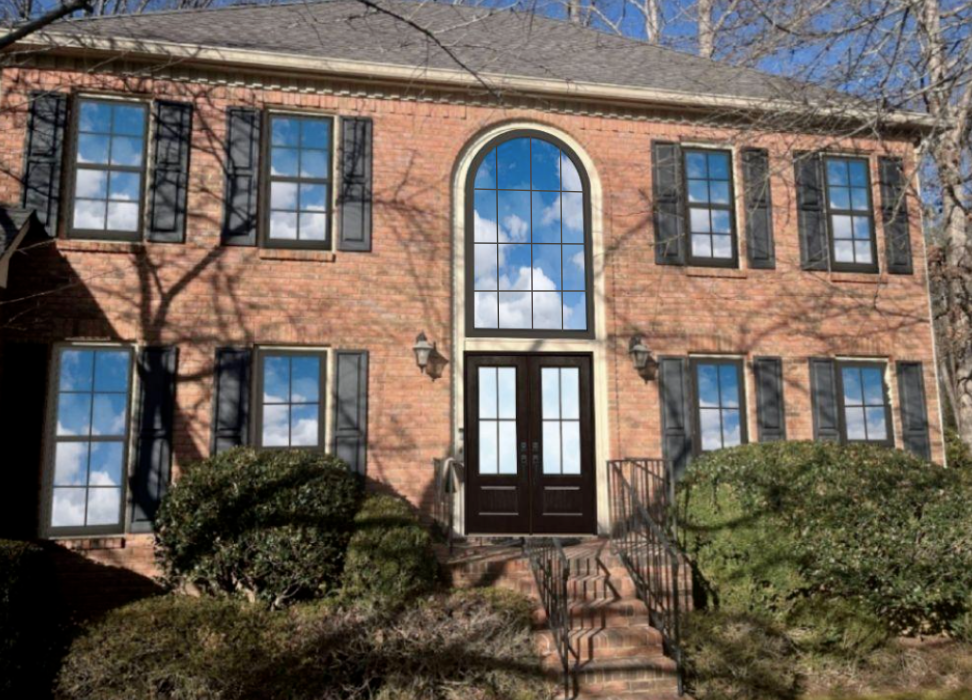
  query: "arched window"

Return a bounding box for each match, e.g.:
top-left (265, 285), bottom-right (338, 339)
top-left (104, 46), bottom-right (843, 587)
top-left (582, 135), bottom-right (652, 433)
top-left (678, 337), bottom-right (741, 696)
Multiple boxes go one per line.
top-left (467, 131), bottom-right (592, 336)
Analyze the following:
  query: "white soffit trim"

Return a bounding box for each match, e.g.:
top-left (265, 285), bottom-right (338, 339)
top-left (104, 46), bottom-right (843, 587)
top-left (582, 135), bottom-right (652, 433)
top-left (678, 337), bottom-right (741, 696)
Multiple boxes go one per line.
top-left (16, 31), bottom-right (937, 132)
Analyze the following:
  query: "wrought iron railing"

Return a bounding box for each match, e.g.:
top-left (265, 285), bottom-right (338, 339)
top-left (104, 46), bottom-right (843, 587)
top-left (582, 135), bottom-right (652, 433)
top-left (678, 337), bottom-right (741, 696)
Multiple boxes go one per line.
top-left (432, 456), bottom-right (462, 552)
top-left (611, 457), bottom-right (676, 535)
top-left (524, 537), bottom-right (575, 699)
top-left (607, 458), bottom-right (687, 694)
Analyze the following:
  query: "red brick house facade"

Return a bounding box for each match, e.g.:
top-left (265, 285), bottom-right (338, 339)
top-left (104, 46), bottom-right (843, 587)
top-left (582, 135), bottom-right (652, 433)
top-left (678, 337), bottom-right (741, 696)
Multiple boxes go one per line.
top-left (0, 0), bottom-right (944, 578)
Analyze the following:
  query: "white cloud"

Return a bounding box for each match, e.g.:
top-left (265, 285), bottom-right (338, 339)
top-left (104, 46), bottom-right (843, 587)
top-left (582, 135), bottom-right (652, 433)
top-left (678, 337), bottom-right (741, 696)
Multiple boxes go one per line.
top-left (500, 213), bottom-right (529, 242)
top-left (561, 155), bottom-right (582, 191)
top-left (54, 442), bottom-right (87, 485)
top-left (51, 488), bottom-right (85, 527)
top-left (86, 487), bottom-right (121, 525)
top-left (291, 414), bottom-right (319, 447)
top-left (474, 210), bottom-right (497, 242)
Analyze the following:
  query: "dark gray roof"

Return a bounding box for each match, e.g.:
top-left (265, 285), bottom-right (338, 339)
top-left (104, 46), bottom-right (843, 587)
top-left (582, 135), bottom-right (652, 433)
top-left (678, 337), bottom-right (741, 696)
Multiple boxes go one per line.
top-left (0, 206), bottom-right (38, 257)
top-left (48, 0), bottom-right (813, 104)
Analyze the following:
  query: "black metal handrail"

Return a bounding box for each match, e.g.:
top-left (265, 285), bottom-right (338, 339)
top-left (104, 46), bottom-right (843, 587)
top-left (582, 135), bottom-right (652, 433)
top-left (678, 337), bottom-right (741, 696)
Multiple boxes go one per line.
top-left (432, 456), bottom-right (462, 552)
top-left (613, 457), bottom-right (676, 535)
top-left (524, 537), bottom-right (575, 699)
top-left (607, 458), bottom-right (686, 694)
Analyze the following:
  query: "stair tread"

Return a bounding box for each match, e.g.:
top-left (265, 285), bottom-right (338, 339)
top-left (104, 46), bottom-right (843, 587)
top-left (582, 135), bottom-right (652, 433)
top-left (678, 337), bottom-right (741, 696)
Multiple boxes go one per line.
top-left (576, 656), bottom-right (679, 673)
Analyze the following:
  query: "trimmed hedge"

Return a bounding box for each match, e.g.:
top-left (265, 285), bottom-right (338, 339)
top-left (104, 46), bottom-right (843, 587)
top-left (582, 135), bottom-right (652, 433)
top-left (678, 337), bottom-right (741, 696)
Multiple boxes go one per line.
top-left (55, 590), bottom-right (550, 700)
top-left (341, 494), bottom-right (440, 609)
top-left (156, 448), bottom-right (363, 608)
top-left (679, 442), bottom-right (972, 640)
top-left (1, 539), bottom-right (60, 696)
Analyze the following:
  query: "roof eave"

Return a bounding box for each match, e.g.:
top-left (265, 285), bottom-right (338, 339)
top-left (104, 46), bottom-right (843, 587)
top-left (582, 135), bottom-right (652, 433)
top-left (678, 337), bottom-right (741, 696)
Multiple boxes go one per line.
top-left (7, 29), bottom-right (939, 134)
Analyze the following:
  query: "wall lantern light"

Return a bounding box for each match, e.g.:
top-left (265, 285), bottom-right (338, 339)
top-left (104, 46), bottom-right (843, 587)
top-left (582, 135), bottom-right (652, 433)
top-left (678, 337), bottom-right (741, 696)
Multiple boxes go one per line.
top-left (629, 334), bottom-right (658, 382)
top-left (413, 332), bottom-right (435, 374)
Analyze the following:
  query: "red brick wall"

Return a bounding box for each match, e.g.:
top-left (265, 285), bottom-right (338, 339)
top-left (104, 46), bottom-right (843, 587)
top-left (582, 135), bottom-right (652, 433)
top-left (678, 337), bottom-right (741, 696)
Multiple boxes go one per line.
top-left (0, 64), bottom-right (943, 578)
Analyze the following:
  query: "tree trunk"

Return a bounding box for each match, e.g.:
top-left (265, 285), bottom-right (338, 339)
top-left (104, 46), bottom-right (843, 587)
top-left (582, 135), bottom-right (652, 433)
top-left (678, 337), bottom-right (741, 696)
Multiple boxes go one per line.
top-left (645, 0), bottom-right (661, 43)
top-left (698, 0), bottom-right (715, 57)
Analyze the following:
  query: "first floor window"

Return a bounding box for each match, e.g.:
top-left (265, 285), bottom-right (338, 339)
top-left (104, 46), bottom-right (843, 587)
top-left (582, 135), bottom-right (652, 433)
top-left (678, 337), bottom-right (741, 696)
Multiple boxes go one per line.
top-left (837, 361), bottom-right (892, 444)
top-left (71, 99), bottom-right (148, 240)
top-left (692, 358), bottom-right (747, 453)
top-left (49, 346), bottom-right (132, 534)
top-left (257, 351), bottom-right (326, 448)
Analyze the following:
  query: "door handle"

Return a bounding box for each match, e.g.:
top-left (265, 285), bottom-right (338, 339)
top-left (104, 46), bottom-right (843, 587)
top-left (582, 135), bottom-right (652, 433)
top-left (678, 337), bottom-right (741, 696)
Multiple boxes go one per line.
top-left (532, 441), bottom-right (540, 470)
top-left (519, 442), bottom-right (527, 470)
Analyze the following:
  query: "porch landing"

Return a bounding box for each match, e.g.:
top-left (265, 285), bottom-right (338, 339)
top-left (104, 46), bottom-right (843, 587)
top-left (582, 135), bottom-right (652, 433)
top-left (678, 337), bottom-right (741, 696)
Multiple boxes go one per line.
top-left (436, 537), bottom-right (682, 700)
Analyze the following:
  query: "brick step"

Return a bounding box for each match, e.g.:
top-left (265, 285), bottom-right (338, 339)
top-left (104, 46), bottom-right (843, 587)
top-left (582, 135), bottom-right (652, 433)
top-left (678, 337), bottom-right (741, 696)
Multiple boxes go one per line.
top-left (536, 624), bottom-right (665, 664)
top-left (573, 657), bottom-right (680, 697)
top-left (567, 598), bottom-right (649, 629)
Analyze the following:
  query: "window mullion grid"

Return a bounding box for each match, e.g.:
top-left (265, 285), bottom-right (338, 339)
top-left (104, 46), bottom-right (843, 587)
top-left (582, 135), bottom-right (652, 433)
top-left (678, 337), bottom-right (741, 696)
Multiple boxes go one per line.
top-left (528, 140), bottom-right (534, 330)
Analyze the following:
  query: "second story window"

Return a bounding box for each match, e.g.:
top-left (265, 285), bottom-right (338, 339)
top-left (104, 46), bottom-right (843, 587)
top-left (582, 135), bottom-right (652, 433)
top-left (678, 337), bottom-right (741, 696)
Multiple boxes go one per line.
top-left (70, 99), bottom-right (147, 241)
top-left (266, 114), bottom-right (333, 249)
top-left (685, 149), bottom-right (737, 266)
top-left (824, 157), bottom-right (877, 272)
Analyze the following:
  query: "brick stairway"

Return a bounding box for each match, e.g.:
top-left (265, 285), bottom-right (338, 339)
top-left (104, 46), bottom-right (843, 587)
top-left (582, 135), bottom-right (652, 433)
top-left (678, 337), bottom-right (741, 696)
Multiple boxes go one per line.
top-left (439, 538), bottom-right (681, 699)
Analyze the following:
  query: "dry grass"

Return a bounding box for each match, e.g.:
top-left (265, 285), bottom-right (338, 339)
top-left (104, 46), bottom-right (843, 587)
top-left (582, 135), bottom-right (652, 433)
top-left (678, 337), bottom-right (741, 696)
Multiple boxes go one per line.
top-left (802, 638), bottom-right (972, 699)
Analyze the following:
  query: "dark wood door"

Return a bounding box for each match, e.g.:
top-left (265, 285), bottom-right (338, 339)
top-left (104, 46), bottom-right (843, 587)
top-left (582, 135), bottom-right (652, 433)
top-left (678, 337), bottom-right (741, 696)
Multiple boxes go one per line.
top-left (465, 354), bottom-right (596, 535)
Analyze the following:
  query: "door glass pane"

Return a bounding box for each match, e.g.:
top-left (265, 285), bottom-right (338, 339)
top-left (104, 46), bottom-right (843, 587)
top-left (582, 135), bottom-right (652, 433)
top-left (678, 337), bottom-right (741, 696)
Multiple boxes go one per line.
top-left (543, 420), bottom-right (562, 474)
top-left (498, 422), bottom-right (518, 475)
top-left (479, 421), bottom-right (498, 475)
top-left (478, 367), bottom-right (497, 419)
top-left (562, 422), bottom-right (581, 474)
top-left (541, 367), bottom-right (560, 419)
top-left (561, 368), bottom-right (580, 419)
top-left (497, 367), bottom-right (517, 419)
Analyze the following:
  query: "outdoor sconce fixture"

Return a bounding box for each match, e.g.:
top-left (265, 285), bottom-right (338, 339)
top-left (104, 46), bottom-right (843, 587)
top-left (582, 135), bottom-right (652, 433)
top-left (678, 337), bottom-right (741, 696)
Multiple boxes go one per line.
top-left (413, 332), bottom-right (435, 374)
top-left (412, 332), bottom-right (447, 380)
top-left (629, 335), bottom-right (658, 382)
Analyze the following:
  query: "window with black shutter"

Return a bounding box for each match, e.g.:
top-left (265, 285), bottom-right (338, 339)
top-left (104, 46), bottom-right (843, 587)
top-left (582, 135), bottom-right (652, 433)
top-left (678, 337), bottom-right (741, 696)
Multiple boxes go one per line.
top-left (684, 149), bottom-right (739, 267)
top-left (65, 96), bottom-right (193, 243)
top-left (44, 345), bottom-right (134, 536)
top-left (69, 100), bottom-right (149, 241)
top-left (689, 357), bottom-right (748, 454)
top-left (255, 349), bottom-right (327, 449)
top-left (823, 157), bottom-right (879, 273)
top-left (836, 361), bottom-right (893, 446)
top-left (264, 114), bottom-right (334, 250)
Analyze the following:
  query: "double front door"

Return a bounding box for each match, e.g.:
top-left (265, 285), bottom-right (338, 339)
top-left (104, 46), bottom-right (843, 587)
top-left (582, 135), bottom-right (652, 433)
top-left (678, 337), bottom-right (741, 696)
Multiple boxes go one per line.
top-left (465, 354), bottom-right (596, 535)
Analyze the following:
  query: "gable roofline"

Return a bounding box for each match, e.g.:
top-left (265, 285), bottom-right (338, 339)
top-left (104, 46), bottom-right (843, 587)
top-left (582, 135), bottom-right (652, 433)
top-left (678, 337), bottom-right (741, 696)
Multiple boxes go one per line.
top-left (10, 29), bottom-right (937, 134)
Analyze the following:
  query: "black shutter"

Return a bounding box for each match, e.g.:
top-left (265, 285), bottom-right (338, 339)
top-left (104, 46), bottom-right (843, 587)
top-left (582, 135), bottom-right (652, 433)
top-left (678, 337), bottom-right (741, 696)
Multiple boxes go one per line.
top-left (794, 152), bottom-right (829, 271)
top-left (897, 361), bottom-right (931, 460)
top-left (753, 357), bottom-right (786, 442)
top-left (211, 347), bottom-right (251, 453)
top-left (338, 118), bottom-right (373, 252)
top-left (879, 156), bottom-right (914, 275)
top-left (0, 343), bottom-right (49, 539)
top-left (131, 346), bottom-right (178, 532)
top-left (809, 358), bottom-right (841, 441)
top-left (148, 101), bottom-right (193, 243)
top-left (332, 350), bottom-right (369, 474)
top-left (21, 91), bottom-right (68, 235)
top-left (743, 148), bottom-right (776, 269)
top-left (652, 141), bottom-right (685, 265)
top-left (659, 356), bottom-right (692, 478)
top-left (221, 108), bottom-right (261, 246)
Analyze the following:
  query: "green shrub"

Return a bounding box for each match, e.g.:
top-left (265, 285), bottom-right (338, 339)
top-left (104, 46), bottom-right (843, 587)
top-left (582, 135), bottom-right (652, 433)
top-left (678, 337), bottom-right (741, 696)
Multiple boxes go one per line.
top-left (682, 610), bottom-right (800, 700)
top-left (156, 448), bottom-right (363, 607)
top-left (1, 539), bottom-right (61, 696)
top-left (947, 428), bottom-right (972, 473)
top-left (679, 441), bottom-right (972, 639)
top-left (56, 590), bottom-right (551, 700)
top-left (341, 494), bottom-right (440, 609)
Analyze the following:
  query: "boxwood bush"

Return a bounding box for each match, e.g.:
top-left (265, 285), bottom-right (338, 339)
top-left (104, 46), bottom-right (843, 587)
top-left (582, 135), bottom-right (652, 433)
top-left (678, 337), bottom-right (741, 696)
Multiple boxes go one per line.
top-left (341, 494), bottom-right (440, 609)
top-left (1, 539), bottom-right (61, 696)
top-left (679, 441), bottom-right (972, 641)
top-left (156, 448), bottom-right (363, 608)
